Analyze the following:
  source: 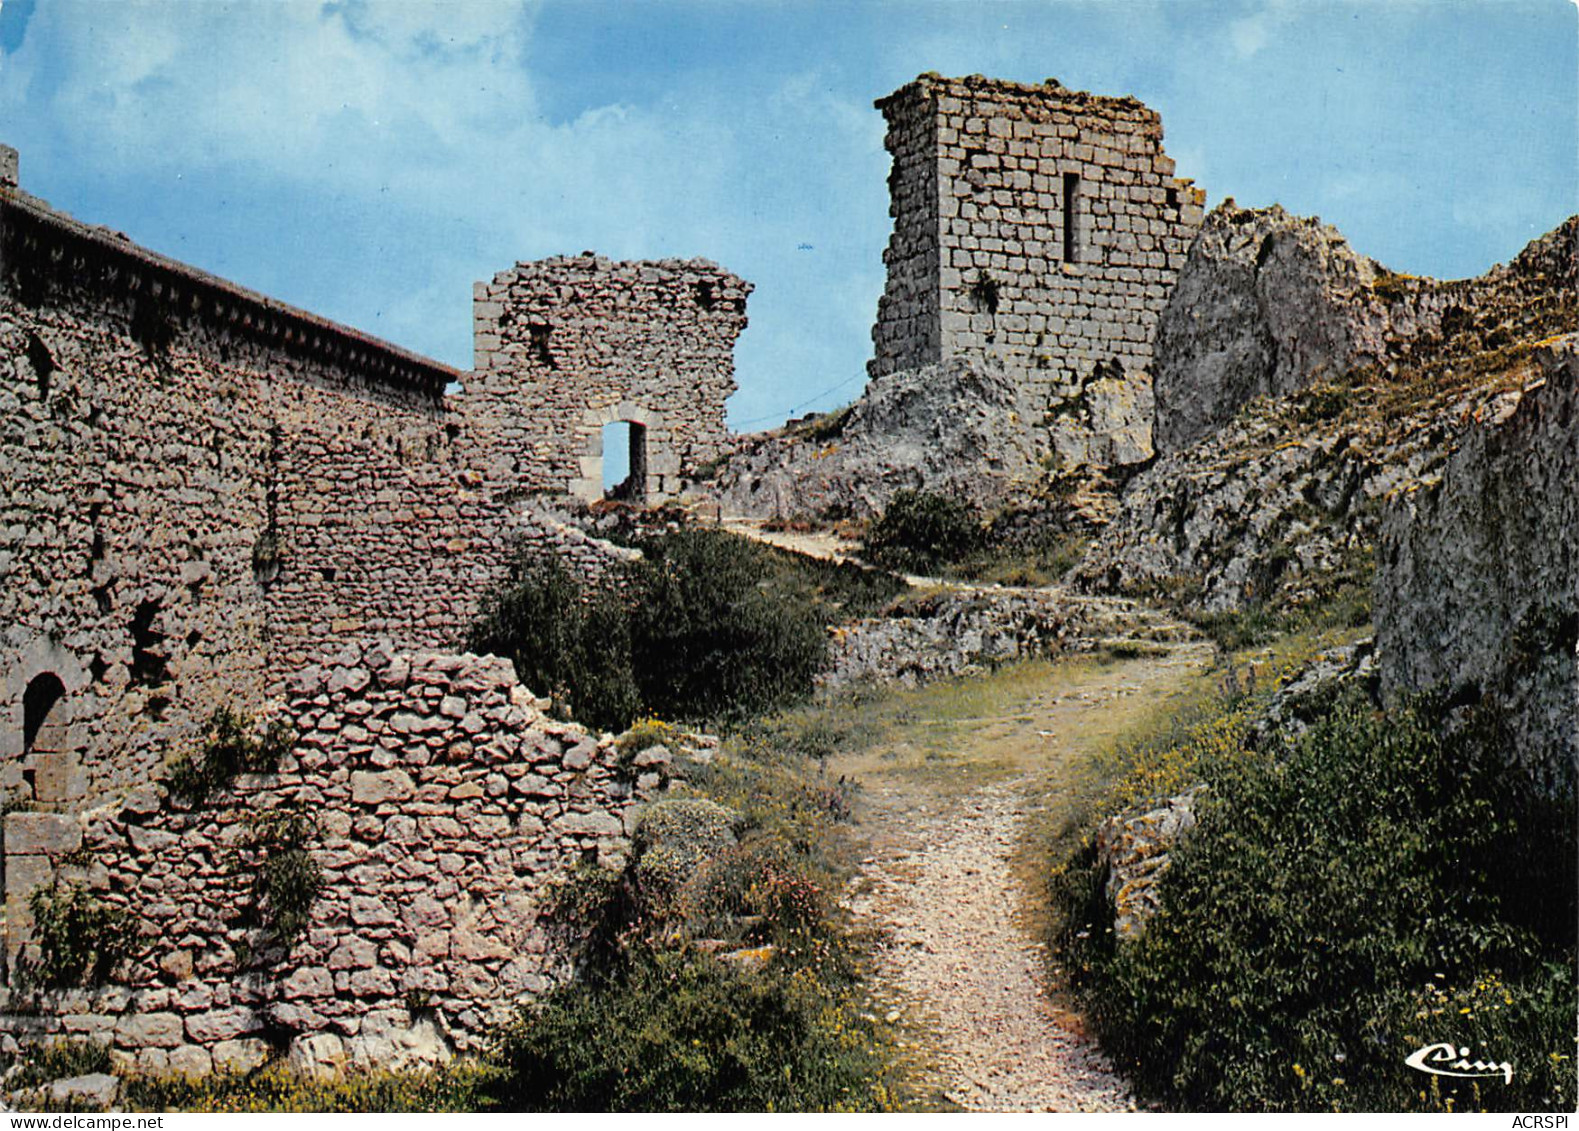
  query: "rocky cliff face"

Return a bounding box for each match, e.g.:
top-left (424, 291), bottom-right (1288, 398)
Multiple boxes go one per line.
top-left (710, 358), bottom-right (1050, 521)
top-left (1377, 336), bottom-right (1579, 789)
top-left (1079, 213), bottom-right (1577, 616)
top-left (1156, 204), bottom-right (1386, 453)
top-left (1151, 205), bottom-right (1579, 456)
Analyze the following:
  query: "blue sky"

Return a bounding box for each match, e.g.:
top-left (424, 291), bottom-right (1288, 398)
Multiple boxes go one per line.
top-left (0, 0), bottom-right (1574, 431)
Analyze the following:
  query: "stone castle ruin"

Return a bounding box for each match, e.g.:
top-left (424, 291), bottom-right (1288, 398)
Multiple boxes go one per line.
top-left (871, 74), bottom-right (1205, 467)
top-left (469, 255), bottom-right (751, 504)
top-left (0, 141), bottom-right (740, 1069)
top-left (1, 65), bottom-right (1571, 1077)
top-left (713, 74), bottom-right (1207, 522)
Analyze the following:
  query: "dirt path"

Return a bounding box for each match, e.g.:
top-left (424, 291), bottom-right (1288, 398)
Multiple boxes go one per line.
top-left (724, 514), bottom-right (1209, 1108)
top-left (835, 643), bottom-right (1212, 1111)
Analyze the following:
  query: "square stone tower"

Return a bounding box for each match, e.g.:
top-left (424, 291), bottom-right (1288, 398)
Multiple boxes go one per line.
top-left (870, 74), bottom-right (1205, 464)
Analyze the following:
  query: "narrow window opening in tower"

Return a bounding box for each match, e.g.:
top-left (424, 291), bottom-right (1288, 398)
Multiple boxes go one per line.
top-left (1062, 173), bottom-right (1081, 264)
top-left (527, 324), bottom-right (557, 369)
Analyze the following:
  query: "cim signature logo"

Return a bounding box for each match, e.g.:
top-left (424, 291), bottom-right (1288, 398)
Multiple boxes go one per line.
top-left (1405, 1041), bottom-right (1514, 1085)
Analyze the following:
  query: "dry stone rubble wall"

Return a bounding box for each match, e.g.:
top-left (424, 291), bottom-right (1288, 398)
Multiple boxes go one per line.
top-left (0, 642), bottom-right (696, 1074)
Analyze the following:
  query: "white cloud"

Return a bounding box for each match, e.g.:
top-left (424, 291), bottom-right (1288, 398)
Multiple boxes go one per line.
top-left (1228, 14), bottom-right (1269, 57)
top-left (1226, 1), bottom-right (1299, 60)
top-left (10, 0), bottom-right (538, 185)
top-left (0, 1), bottom-right (892, 421)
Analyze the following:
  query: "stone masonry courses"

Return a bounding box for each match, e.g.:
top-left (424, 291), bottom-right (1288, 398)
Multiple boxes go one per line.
top-left (0, 643), bottom-right (704, 1076)
top-left (466, 255), bottom-right (752, 505)
top-left (870, 73), bottom-right (1205, 469)
top-left (0, 140), bottom-right (743, 1068)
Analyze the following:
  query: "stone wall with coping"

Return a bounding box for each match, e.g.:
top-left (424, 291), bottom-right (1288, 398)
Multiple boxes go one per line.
top-left (869, 74), bottom-right (1205, 468)
top-left (0, 642), bottom-right (698, 1075)
top-left (464, 254), bottom-right (752, 504)
top-left (1, 174), bottom-right (638, 816)
top-left (0, 146), bottom-right (727, 1075)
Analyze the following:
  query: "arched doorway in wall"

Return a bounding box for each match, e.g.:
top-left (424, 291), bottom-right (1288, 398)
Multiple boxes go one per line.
top-left (22, 673), bottom-right (67, 758)
top-left (4, 639), bottom-right (89, 805)
top-left (600, 420), bottom-right (649, 503)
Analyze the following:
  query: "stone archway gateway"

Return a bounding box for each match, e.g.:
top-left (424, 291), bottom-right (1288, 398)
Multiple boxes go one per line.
top-left (462, 254), bottom-right (752, 505)
top-left (21, 673), bottom-right (66, 758)
top-left (581, 401), bottom-right (659, 504)
top-left (599, 418), bottom-right (650, 503)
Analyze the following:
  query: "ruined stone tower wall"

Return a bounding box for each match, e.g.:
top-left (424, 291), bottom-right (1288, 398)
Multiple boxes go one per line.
top-left (870, 75), bottom-right (1205, 465)
top-left (463, 255), bottom-right (751, 503)
top-left (0, 180), bottom-right (590, 813)
top-left (870, 89), bottom-right (943, 374)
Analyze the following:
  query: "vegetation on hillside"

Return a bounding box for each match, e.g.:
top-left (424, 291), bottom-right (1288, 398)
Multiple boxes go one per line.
top-left (472, 709), bottom-right (896, 1111)
top-left (1048, 662), bottom-right (1578, 1113)
top-left (860, 489), bottom-right (1087, 585)
top-left (469, 527), bottom-right (904, 731)
top-left (462, 526), bottom-right (905, 1109)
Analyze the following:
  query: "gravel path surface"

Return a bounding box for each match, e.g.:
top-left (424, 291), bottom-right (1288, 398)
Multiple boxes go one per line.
top-left (849, 779), bottom-right (1136, 1111)
top-left (723, 517), bottom-right (1205, 1110)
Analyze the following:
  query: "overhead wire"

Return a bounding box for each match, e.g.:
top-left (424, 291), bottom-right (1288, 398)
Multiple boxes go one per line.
top-left (729, 370), bottom-right (868, 430)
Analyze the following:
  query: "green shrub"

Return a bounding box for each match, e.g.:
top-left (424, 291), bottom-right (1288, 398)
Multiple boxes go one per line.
top-left (1062, 688), bottom-right (1578, 1112)
top-left (953, 528), bottom-right (1090, 587)
top-left (491, 946), bottom-right (891, 1112)
top-left (860, 490), bottom-right (983, 575)
top-left (235, 807), bottom-right (322, 952)
top-left (16, 883), bottom-right (135, 990)
top-left (167, 707), bottom-right (294, 806)
top-left (4, 1040), bottom-right (114, 1090)
top-left (497, 706), bottom-right (894, 1113)
top-left (122, 1063), bottom-right (502, 1113)
top-left (471, 529), bottom-right (894, 731)
top-left (631, 799), bottom-right (742, 927)
top-left (468, 554), bottom-right (640, 732)
top-left (629, 529), bottom-right (828, 725)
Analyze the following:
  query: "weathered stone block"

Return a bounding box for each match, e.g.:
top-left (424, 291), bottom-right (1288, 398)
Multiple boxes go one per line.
top-left (212, 1038), bottom-right (270, 1074)
top-left (49, 1073), bottom-right (119, 1107)
top-left (30, 752), bottom-right (84, 805)
top-left (555, 809), bottom-right (623, 838)
top-left (350, 770), bottom-right (416, 805)
top-left (288, 1032), bottom-right (347, 1081)
top-left (184, 1007), bottom-right (260, 1043)
top-left (5, 813), bottom-right (81, 856)
top-left (167, 1044), bottom-right (213, 1078)
top-left (282, 966), bottom-right (335, 999)
top-left (114, 1012), bottom-right (185, 1049)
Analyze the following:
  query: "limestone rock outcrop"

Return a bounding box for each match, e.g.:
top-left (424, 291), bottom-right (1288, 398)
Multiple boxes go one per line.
top-left (1152, 204), bottom-right (1577, 455)
top-left (820, 587), bottom-right (1191, 690)
top-left (1079, 214), bottom-right (1577, 615)
top-left (1377, 336), bottom-right (1579, 790)
top-left (1095, 787), bottom-right (1201, 940)
top-left (1154, 203), bottom-right (1389, 453)
top-left (711, 359), bottom-right (1048, 521)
